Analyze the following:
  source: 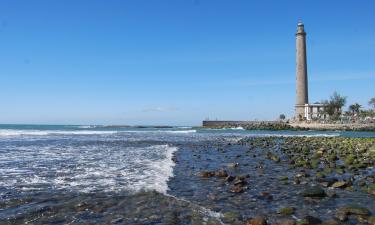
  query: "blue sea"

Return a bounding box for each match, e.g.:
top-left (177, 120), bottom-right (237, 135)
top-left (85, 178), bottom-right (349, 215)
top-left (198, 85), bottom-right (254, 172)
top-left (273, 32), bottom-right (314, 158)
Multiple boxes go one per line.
top-left (0, 124), bottom-right (374, 224)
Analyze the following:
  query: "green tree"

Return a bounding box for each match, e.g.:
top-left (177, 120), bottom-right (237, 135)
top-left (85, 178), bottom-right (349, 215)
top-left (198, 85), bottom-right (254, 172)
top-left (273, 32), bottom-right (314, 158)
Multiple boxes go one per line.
top-left (279, 114), bottom-right (286, 120)
top-left (322, 92), bottom-right (347, 120)
top-left (330, 91), bottom-right (347, 109)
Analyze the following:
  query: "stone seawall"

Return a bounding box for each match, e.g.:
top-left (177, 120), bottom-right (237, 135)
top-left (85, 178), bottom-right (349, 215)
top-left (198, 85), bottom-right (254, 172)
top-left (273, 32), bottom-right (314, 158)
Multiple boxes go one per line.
top-left (290, 122), bottom-right (375, 131)
top-left (202, 121), bottom-right (293, 130)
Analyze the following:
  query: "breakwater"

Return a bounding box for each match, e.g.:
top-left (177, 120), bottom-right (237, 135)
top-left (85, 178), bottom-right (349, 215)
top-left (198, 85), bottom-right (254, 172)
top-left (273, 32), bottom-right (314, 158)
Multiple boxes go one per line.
top-left (290, 122), bottom-right (375, 131)
top-left (202, 120), bottom-right (293, 130)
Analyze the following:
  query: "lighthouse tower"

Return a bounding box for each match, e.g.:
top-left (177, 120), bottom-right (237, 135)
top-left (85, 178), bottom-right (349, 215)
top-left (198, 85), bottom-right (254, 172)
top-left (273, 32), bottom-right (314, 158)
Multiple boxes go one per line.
top-left (295, 22), bottom-right (309, 119)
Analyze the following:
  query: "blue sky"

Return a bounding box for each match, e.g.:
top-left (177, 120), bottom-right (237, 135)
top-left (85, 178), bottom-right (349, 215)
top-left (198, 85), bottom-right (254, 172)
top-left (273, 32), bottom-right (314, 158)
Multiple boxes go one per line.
top-left (0, 0), bottom-right (374, 125)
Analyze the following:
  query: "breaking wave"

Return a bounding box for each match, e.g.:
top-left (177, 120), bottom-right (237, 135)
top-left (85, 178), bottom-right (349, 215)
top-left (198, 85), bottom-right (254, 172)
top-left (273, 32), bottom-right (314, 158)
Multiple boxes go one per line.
top-left (0, 129), bottom-right (118, 136)
top-left (0, 143), bottom-right (177, 194)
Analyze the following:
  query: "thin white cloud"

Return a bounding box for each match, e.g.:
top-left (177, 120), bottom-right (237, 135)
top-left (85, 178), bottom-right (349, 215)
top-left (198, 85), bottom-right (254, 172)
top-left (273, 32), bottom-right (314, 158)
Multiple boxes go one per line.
top-left (141, 106), bottom-right (180, 112)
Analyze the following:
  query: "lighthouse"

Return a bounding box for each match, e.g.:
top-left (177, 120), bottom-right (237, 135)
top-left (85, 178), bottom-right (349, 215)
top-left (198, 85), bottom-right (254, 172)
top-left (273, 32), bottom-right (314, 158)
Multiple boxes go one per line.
top-left (295, 22), bottom-right (309, 119)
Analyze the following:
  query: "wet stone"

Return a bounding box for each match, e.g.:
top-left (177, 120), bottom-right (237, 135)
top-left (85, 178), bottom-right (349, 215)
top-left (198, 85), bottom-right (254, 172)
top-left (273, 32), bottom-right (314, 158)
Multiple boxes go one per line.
top-left (301, 186), bottom-right (326, 198)
top-left (321, 219), bottom-right (340, 225)
top-left (276, 219), bottom-right (296, 225)
top-left (199, 171), bottom-right (215, 178)
top-left (337, 205), bottom-right (371, 216)
top-left (297, 215), bottom-right (322, 225)
top-left (331, 181), bottom-right (349, 189)
top-left (215, 168), bottom-right (228, 178)
top-left (229, 185), bottom-right (245, 193)
top-left (225, 175), bottom-right (235, 182)
top-left (316, 177), bottom-right (338, 187)
top-left (223, 211), bottom-right (242, 223)
top-left (245, 216), bottom-right (267, 225)
top-left (278, 207), bottom-right (295, 216)
top-left (259, 192), bottom-right (273, 201)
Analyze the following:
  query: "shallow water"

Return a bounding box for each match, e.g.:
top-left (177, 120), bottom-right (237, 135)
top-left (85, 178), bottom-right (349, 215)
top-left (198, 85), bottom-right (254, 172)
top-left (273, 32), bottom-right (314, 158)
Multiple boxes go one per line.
top-left (0, 124), bottom-right (374, 224)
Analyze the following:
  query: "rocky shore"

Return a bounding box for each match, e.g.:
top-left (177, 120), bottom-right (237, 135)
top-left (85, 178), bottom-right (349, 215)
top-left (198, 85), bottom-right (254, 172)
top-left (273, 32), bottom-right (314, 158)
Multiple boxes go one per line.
top-left (170, 136), bottom-right (375, 225)
top-left (2, 135), bottom-right (375, 224)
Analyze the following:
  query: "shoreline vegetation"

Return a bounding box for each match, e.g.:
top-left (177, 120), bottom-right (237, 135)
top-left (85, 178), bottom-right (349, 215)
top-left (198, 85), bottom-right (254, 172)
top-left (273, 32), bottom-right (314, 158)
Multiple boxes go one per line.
top-left (202, 121), bottom-right (375, 131)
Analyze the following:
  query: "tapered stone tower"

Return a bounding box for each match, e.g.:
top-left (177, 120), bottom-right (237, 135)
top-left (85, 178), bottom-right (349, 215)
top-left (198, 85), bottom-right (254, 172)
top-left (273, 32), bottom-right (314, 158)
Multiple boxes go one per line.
top-left (295, 22), bottom-right (309, 119)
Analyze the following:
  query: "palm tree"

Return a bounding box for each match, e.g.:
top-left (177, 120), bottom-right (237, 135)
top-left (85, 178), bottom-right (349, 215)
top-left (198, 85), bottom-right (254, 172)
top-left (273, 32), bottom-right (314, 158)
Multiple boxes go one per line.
top-left (349, 104), bottom-right (356, 115)
top-left (348, 103), bottom-right (361, 116)
top-left (369, 97), bottom-right (375, 109)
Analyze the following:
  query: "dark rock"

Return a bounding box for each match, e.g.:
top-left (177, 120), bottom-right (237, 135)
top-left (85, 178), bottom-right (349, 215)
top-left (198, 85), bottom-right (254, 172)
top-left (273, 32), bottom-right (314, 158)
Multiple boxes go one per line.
top-left (301, 186), bottom-right (326, 197)
top-left (276, 219), bottom-right (296, 225)
top-left (229, 185), bottom-right (244, 193)
top-left (321, 219), bottom-right (339, 225)
top-left (223, 211), bottom-right (242, 223)
top-left (233, 176), bottom-right (248, 186)
top-left (259, 192), bottom-right (273, 201)
top-left (162, 211), bottom-right (180, 224)
top-left (316, 177), bottom-right (338, 187)
top-left (279, 176), bottom-right (289, 181)
top-left (302, 215), bottom-right (322, 225)
top-left (357, 179), bottom-right (366, 187)
top-left (337, 205), bottom-right (370, 216)
top-left (215, 168), bottom-right (228, 177)
top-left (199, 171), bottom-right (215, 178)
top-left (335, 210), bottom-right (348, 221)
top-left (110, 217), bottom-right (124, 223)
top-left (335, 205), bottom-right (371, 221)
top-left (266, 151), bottom-right (281, 162)
top-left (225, 175), bottom-right (235, 182)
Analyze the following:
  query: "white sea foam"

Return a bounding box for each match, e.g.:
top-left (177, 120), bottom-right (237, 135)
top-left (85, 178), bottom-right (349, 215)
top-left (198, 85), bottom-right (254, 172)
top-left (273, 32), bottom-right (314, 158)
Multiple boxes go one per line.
top-left (229, 126), bottom-right (245, 130)
top-left (77, 125), bottom-right (96, 129)
top-left (165, 130), bottom-right (196, 134)
top-left (176, 126), bottom-right (193, 129)
top-left (0, 142), bottom-right (177, 194)
top-left (107, 129), bottom-right (197, 134)
top-left (0, 129), bottom-right (118, 137)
